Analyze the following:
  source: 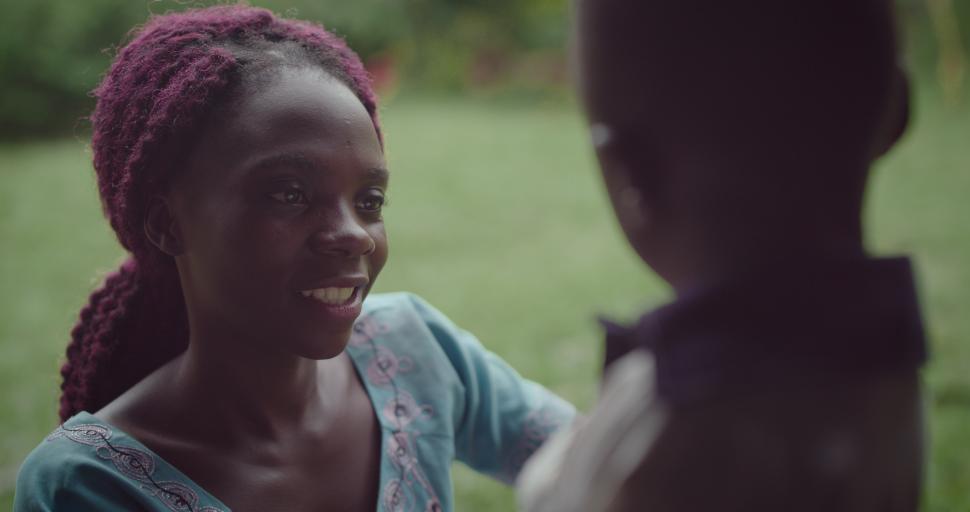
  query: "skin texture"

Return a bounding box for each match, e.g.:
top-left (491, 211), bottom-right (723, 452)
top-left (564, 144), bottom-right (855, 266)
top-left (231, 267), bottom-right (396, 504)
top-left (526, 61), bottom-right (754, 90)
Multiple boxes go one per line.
top-left (97, 67), bottom-right (387, 512)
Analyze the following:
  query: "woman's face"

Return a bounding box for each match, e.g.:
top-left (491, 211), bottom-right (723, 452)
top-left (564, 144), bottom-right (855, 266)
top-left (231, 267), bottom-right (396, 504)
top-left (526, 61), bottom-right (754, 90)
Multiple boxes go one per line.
top-left (167, 67), bottom-right (388, 359)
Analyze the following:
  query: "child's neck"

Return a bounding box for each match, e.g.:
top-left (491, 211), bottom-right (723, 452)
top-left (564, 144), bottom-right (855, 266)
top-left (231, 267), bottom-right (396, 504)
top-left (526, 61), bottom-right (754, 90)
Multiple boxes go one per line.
top-left (660, 225), bottom-right (866, 295)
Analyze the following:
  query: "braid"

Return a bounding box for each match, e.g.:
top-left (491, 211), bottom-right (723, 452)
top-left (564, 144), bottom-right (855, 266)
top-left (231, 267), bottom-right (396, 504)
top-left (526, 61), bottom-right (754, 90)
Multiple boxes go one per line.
top-left (60, 5), bottom-right (381, 420)
top-left (60, 260), bottom-right (142, 420)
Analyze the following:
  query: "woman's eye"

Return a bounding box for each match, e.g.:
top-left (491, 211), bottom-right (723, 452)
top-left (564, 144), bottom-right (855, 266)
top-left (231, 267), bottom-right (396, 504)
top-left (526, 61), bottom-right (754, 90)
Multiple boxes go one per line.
top-left (268, 185), bottom-right (308, 205)
top-left (357, 190), bottom-right (386, 213)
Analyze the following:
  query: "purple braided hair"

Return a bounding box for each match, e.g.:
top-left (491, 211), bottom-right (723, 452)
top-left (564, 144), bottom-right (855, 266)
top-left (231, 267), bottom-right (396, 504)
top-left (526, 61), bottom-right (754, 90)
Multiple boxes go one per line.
top-left (59, 5), bottom-right (382, 421)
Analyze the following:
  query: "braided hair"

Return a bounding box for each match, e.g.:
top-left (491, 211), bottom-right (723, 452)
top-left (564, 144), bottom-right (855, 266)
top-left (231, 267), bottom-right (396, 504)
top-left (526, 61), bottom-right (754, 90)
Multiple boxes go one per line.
top-left (59, 5), bottom-right (381, 421)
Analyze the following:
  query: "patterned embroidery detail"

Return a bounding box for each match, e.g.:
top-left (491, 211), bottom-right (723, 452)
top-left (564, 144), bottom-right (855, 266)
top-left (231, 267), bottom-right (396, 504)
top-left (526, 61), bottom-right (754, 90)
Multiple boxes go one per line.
top-left (147, 480), bottom-right (200, 511)
top-left (382, 478), bottom-right (412, 512)
top-left (367, 345), bottom-right (415, 385)
top-left (386, 432), bottom-right (415, 470)
top-left (95, 444), bottom-right (157, 481)
top-left (354, 309), bottom-right (443, 512)
top-left (47, 423), bottom-right (111, 446)
top-left (46, 424), bottom-right (226, 512)
top-left (350, 313), bottom-right (393, 347)
top-left (382, 390), bottom-right (434, 429)
top-left (505, 407), bottom-right (569, 479)
top-left (384, 431), bottom-right (441, 512)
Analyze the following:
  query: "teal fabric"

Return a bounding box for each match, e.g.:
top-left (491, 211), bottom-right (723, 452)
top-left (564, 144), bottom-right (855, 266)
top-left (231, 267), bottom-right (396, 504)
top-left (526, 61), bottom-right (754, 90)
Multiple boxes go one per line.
top-left (15, 293), bottom-right (576, 511)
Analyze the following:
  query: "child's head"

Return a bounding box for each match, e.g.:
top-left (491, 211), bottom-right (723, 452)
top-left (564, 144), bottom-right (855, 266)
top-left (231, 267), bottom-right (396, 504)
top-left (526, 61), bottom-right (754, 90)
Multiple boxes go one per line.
top-left (60, 5), bottom-right (385, 420)
top-left (575, 0), bottom-right (909, 287)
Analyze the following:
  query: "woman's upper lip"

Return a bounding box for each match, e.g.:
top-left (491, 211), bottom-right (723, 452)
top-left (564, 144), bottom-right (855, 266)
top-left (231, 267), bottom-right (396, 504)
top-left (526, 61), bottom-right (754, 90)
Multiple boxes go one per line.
top-left (297, 275), bottom-right (369, 291)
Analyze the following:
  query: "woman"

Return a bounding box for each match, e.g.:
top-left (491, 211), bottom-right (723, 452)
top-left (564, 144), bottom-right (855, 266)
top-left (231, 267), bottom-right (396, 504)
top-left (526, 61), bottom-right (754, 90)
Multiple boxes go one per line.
top-left (15, 6), bottom-right (574, 511)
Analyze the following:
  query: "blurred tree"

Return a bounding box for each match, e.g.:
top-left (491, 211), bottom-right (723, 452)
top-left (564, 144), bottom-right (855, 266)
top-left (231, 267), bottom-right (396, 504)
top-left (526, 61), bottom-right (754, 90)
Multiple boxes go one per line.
top-left (0, 0), bottom-right (964, 139)
top-left (0, 0), bottom-right (151, 137)
top-left (926, 0), bottom-right (966, 105)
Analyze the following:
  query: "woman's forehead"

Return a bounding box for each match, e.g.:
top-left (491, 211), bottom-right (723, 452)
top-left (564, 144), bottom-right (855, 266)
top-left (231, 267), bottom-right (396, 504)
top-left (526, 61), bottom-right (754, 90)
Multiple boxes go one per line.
top-left (228, 68), bottom-right (376, 145)
top-left (184, 67), bottom-right (383, 180)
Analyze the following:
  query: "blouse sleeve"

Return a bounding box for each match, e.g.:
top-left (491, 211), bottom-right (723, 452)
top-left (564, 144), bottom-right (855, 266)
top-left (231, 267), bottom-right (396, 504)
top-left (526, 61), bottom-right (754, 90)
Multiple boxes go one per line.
top-left (14, 447), bottom-right (148, 512)
top-left (406, 294), bottom-right (577, 483)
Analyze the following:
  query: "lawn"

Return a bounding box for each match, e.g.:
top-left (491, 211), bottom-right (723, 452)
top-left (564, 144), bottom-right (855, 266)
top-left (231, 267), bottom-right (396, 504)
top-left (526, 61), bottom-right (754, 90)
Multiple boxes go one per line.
top-left (0, 93), bottom-right (967, 510)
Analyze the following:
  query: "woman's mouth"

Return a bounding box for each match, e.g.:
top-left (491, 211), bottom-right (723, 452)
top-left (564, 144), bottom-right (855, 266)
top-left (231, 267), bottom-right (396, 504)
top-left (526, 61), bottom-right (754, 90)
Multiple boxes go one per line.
top-left (294, 275), bottom-right (368, 321)
top-left (299, 286), bottom-right (359, 305)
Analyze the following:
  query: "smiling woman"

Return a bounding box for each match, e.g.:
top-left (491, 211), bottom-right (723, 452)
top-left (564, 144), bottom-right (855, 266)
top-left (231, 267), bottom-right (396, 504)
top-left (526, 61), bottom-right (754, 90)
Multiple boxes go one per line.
top-left (162, 67), bottom-right (389, 362)
top-left (13, 6), bottom-right (574, 512)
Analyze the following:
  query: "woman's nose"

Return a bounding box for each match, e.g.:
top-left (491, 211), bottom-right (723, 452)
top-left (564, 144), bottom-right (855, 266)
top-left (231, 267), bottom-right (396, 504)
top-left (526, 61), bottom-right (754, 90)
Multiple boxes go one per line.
top-left (308, 208), bottom-right (375, 257)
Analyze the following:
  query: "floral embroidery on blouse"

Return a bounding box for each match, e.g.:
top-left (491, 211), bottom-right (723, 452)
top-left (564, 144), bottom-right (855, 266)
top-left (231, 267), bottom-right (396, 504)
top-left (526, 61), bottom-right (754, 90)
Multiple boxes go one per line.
top-left (349, 312), bottom-right (393, 347)
top-left (46, 424), bottom-right (225, 512)
top-left (367, 345), bottom-right (416, 385)
top-left (351, 310), bottom-right (444, 512)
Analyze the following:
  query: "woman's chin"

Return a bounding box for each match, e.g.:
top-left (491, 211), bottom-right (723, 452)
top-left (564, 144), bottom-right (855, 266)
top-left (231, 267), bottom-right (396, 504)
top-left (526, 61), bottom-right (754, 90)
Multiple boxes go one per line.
top-left (292, 332), bottom-right (353, 360)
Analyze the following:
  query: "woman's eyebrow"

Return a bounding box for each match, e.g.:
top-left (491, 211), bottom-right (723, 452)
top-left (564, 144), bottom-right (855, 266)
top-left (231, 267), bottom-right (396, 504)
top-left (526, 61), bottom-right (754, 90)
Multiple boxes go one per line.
top-left (365, 167), bottom-right (390, 184)
top-left (249, 154), bottom-right (388, 181)
top-left (249, 152), bottom-right (316, 173)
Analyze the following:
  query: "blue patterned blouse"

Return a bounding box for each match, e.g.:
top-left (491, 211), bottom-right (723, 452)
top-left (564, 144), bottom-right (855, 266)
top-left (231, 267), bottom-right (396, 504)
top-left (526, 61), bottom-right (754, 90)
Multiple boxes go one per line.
top-left (15, 293), bottom-right (576, 512)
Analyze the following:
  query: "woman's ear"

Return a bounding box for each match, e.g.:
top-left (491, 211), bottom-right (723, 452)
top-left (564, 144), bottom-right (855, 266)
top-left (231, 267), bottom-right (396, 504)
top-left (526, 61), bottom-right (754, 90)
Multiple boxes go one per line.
top-left (144, 195), bottom-right (184, 256)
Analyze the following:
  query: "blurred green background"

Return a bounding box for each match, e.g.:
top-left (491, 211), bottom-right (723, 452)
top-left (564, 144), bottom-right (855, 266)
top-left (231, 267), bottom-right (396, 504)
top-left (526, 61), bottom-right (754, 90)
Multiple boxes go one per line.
top-left (1, 0), bottom-right (968, 510)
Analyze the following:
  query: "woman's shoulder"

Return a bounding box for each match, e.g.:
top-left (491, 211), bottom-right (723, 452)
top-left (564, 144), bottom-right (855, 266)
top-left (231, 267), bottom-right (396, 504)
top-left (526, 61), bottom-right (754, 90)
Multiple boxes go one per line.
top-left (355, 292), bottom-right (487, 369)
top-left (18, 416), bottom-right (111, 477)
top-left (15, 416), bottom-right (136, 510)
top-left (358, 292), bottom-right (456, 348)
top-left (360, 291), bottom-right (437, 317)
top-left (353, 292), bottom-right (464, 376)
top-left (16, 414), bottom-right (228, 511)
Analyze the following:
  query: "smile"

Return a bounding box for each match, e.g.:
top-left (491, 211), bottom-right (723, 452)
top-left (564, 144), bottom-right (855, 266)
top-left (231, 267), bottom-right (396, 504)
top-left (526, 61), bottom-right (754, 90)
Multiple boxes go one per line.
top-left (299, 287), bottom-right (359, 305)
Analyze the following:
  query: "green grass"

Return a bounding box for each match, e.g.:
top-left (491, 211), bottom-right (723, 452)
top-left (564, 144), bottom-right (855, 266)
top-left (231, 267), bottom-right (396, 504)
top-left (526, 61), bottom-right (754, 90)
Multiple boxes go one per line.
top-left (0, 94), bottom-right (967, 510)
top-left (866, 94), bottom-right (970, 510)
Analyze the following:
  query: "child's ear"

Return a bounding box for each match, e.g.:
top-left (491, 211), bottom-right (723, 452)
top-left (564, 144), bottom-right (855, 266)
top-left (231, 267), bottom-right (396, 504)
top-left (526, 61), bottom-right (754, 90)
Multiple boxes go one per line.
top-left (875, 65), bottom-right (910, 158)
top-left (144, 195), bottom-right (185, 256)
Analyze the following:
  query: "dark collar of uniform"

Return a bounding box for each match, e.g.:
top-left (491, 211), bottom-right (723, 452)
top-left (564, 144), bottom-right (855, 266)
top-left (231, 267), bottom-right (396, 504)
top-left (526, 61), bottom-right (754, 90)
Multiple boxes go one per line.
top-left (601, 257), bottom-right (927, 406)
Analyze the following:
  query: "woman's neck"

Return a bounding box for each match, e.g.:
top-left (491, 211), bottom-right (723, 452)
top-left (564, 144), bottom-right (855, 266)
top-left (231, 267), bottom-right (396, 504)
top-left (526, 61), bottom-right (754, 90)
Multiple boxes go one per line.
top-left (169, 331), bottom-right (352, 445)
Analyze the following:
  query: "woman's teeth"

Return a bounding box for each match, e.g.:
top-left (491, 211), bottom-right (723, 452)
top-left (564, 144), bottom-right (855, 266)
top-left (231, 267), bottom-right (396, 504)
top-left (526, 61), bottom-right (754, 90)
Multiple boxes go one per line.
top-left (300, 287), bottom-right (355, 305)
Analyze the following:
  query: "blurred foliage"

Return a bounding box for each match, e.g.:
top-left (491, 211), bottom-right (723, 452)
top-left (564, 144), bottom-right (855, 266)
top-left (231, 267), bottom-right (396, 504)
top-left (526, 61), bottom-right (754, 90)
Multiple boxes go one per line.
top-left (897, 0), bottom-right (969, 93)
top-left (0, 0), bottom-right (967, 139)
top-left (0, 0), bottom-right (567, 138)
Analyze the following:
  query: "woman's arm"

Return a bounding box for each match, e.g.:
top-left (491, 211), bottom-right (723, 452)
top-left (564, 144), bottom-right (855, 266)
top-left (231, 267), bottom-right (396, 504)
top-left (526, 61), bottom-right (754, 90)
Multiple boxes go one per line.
top-left (406, 294), bottom-right (577, 483)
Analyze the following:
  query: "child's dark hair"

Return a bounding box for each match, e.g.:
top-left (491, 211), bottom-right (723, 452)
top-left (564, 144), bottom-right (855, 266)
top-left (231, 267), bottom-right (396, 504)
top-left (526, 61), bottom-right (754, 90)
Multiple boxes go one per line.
top-left (59, 5), bottom-right (382, 421)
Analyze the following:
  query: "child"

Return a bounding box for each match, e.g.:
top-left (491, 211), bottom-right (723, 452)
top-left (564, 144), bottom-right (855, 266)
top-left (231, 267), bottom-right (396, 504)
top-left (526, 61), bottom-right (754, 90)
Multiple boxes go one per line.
top-left (518, 1), bottom-right (926, 510)
top-left (14, 6), bottom-right (574, 511)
